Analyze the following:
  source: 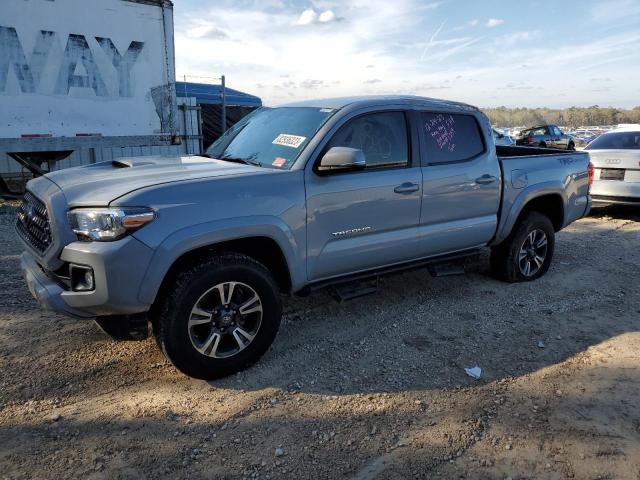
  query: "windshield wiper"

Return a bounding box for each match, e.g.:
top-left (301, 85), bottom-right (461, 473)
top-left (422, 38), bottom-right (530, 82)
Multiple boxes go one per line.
top-left (218, 156), bottom-right (262, 167)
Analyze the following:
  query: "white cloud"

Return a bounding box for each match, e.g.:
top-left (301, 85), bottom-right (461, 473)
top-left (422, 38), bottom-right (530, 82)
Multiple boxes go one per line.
top-left (297, 9), bottom-right (317, 25)
top-left (318, 10), bottom-right (337, 23)
top-left (186, 24), bottom-right (228, 40)
top-left (297, 8), bottom-right (338, 25)
top-left (485, 18), bottom-right (505, 28)
top-left (498, 30), bottom-right (539, 47)
top-left (418, 1), bottom-right (445, 10)
top-left (453, 18), bottom-right (480, 31)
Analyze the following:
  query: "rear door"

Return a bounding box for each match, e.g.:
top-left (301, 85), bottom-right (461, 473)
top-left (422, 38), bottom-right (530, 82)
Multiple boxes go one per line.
top-left (305, 110), bottom-right (423, 281)
top-left (416, 111), bottom-right (501, 256)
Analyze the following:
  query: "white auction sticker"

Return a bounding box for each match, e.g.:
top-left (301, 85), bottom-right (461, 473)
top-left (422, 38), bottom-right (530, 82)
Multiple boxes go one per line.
top-left (272, 134), bottom-right (306, 148)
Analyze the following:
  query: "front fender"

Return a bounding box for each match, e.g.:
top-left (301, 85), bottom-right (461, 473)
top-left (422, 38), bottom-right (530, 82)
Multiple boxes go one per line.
top-left (492, 181), bottom-right (567, 245)
top-left (136, 215), bottom-right (305, 305)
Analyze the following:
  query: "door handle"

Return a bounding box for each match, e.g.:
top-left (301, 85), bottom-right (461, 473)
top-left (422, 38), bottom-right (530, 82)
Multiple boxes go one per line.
top-left (394, 182), bottom-right (420, 194)
top-left (475, 175), bottom-right (497, 185)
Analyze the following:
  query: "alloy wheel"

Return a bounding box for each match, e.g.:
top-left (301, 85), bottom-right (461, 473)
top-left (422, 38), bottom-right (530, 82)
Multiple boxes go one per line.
top-left (187, 281), bottom-right (263, 358)
top-left (518, 229), bottom-right (548, 277)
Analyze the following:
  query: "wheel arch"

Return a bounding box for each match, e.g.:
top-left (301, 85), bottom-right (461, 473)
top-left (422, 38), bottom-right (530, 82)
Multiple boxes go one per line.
top-left (493, 186), bottom-right (566, 245)
top-left (516, 194), bottom-right (565, 231)
top-left (138, 220), bottom-right (304, 306)
top-left (156, 237), bottom-right (292, 302)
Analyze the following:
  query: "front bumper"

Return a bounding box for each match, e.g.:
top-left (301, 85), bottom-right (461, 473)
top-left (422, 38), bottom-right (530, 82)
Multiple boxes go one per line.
top-left (21, 235), bottom-right (155, 318)
top-left (21, 251), bottom-right (92, 319)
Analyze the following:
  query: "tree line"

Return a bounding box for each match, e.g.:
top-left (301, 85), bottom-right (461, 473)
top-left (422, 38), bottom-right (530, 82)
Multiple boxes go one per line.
top-left (481, 106), bottom-right (640, 128)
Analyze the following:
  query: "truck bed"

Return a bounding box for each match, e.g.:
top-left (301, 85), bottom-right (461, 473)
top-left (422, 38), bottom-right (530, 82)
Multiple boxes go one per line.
top-left (492, 145), bottom-right (591, 245)
top-left (496, 145), bottom-right (579, 158)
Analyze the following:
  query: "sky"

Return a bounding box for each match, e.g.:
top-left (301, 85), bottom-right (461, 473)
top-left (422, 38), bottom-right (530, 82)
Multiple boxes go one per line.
top-left (172, 0), bottom-right (640, 108)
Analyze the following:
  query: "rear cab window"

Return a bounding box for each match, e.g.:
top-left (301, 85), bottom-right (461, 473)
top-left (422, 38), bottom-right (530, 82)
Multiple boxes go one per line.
top-left (419, 112), bottom-right (485, 165)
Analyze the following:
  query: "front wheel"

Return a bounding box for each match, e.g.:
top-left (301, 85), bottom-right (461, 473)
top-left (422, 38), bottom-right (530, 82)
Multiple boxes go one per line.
top-left (152, 254), bottom-right (282, 380)
top-left (490, 212), bottom-right (555, 283)
top-left (567, 141), bottom-right (575, 151)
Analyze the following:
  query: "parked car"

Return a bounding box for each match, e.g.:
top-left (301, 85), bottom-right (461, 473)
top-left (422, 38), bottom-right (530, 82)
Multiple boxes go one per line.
top-left (17, 96), bottom-right (592, 380)
top-left (585, 125), bottom-right (640, 206)
top-left (516, 125), bottom-right (576, 150)
top-left (493, 128), bottom-right (515, 146)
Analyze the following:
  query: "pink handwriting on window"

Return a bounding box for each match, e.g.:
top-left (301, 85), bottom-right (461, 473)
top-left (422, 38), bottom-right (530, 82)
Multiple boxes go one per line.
top-left (425, 114), bottom-right (456, 152)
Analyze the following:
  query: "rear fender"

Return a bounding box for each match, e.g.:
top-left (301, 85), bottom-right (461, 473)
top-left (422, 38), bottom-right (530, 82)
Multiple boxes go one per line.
top-left (492, 182), bottom-right (567, 245)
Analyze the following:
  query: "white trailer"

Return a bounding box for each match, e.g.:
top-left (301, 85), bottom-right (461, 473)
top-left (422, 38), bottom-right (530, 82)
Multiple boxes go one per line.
top-left (0, 0), bottom-right (199, 195)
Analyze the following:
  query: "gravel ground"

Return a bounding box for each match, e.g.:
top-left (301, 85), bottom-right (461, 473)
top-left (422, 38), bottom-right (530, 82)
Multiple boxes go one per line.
top-left (0, 200), bottom-right (639, 480)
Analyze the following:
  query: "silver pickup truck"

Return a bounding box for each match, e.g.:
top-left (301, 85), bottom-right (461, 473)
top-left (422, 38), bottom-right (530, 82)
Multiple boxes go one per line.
top-left (16, 96), bottom-right (592, 379)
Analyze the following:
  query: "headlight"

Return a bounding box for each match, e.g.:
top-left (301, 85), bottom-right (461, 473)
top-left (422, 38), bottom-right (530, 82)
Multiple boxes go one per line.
top-left (68, 207), bottom-right (155, 241)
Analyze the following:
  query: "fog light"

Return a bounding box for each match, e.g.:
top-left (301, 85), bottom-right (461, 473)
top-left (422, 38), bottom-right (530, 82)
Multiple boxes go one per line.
top-left (70, 264), bottom-right (95, 292)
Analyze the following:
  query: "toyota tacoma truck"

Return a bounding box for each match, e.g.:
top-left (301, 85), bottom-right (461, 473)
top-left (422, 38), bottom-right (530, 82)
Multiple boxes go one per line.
top-left (16, 96), bottom-right (593, 380)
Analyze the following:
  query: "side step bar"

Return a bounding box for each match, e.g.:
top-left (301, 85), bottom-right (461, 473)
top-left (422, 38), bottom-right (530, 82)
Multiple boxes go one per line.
top-left (299, 248), bottom-right (481, 300)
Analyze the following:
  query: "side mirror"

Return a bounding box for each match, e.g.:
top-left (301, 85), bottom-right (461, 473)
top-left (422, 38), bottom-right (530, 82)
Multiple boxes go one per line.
top-left (318, 147), bottom-right (366, 173)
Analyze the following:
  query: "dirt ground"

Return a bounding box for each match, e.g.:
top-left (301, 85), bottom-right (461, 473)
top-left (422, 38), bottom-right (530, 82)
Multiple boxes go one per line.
top-left (0, 200), bottom-right (639, 480)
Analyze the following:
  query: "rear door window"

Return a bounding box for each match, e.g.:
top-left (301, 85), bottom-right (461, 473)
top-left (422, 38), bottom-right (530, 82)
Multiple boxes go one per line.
top-left (420, 112), bottom-right (485, 165)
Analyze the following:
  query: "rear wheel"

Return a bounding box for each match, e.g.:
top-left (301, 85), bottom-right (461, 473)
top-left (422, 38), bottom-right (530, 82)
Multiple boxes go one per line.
top-left (490, 212), bottom-right (555, 283)
top-left (539, 141), bottom-right (547, 148)
top-left (152, 254), bottom-right (282, 380)
top-left (567, 141), bottom-right (575, 151)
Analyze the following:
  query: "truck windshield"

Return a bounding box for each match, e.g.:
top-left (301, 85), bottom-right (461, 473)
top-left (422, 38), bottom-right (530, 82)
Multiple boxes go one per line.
top-left (206, 107), bottom-right (336, 168)
top-left (585, 131), bottom-right (640, 150)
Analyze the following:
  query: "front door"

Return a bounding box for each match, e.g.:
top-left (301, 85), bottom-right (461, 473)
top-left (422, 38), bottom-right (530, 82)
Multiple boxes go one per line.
top-left (417, 111), bottom-right (501, 256)
top-left (305, 111), bottom-right (423, 281)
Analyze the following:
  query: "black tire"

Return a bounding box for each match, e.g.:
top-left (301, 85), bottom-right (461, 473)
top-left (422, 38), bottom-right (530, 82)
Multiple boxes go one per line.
top-left (490, 212), bottom-right (555, 283)
top-left (151, 253), bottom-right (282, 380)
top-left (539, 142), bottom-right (547, 148)
top-left (567, 141), bottom-right (575, 151)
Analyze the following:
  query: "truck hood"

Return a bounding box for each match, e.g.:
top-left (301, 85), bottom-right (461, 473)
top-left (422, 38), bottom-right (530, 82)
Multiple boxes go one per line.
top-left (44, 155), bottom-right (271, 206)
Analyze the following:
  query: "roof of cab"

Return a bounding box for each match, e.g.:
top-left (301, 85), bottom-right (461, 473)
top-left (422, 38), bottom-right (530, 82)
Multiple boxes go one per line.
top-left (279, 95), bottom-right (478, 112)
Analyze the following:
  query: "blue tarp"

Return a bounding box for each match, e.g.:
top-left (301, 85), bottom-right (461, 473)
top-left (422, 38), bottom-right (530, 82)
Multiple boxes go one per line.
top-left (175, 82), bottom-right (262, 108)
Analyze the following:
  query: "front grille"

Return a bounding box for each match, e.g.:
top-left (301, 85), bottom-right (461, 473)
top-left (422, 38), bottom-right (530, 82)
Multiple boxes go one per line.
top-left (16, 191), bottom-right (53, 254)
